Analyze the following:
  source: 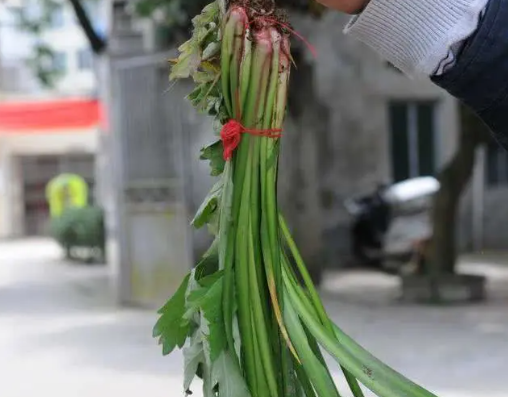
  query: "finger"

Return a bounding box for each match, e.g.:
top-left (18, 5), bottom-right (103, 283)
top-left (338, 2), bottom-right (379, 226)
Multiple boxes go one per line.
top-left (316, 0), bottom-right (365, 14)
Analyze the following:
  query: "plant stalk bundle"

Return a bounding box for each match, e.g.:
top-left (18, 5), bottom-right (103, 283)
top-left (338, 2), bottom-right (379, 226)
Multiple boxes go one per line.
top-left (154, 1), bottom-right (439, 396)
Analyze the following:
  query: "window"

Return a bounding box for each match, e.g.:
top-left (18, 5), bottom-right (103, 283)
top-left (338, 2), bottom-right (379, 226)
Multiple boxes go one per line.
top-left (389, 101), bottom-right (437, 182)
top-left (52, 51), bottom-right (67, 72)
top-left (77, 49), bottom-right (93, 70)
top-left (486, 140), bottom-right (508, 186)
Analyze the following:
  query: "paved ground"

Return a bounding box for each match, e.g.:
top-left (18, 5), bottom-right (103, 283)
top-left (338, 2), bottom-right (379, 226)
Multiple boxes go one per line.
top-left (1, 239), bottom-right (508, 397)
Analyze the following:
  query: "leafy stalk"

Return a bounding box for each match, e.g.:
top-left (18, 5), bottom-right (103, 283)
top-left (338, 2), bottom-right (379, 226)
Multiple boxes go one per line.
top-left (157, 3), bottom-right (440, 397)
top-left (220, 8), bottom-right (247, 360)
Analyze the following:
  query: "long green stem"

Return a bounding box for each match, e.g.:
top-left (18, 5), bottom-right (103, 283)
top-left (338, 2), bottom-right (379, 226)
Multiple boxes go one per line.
top-left (283, 268), bottom-right (437, 397)
top-left (280, 215), bottom-right (365, 396)
top-left (251, 311), bottom-right (267, 397)
top-left (235, 145), bottom-right (257, 391)
top-left (283, 294), bottom-right (342, 397)
top-left (233, 27), bottom-right (276, 396)
top-left (248, 226), bottom-right (279, 397)
top-left (221, 7), bottom-right (249, 361)
top-left (220, 162), bottom-right (236, 356)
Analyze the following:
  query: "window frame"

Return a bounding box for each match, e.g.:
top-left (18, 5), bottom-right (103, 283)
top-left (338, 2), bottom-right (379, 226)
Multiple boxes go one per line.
top-left (388, 99), bottom-right (439, 182)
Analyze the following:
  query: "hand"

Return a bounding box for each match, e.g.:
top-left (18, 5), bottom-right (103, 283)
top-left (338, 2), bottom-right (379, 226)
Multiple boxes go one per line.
top-left (315, 0), bottom-right (369, 14)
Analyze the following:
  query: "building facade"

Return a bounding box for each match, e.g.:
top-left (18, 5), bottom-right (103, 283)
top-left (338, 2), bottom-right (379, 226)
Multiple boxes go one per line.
top-left (0, 0), bottom-right (101, 238)
top-left (0, 0), bottom-right (98, 96)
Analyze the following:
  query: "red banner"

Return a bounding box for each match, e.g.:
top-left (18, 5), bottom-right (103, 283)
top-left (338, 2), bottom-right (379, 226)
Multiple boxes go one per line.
top-left (0, 99), bottom-right (102, 133)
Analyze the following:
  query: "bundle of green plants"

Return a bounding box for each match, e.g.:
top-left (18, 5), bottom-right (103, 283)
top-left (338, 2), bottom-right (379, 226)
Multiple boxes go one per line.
top-left (154, 1), bottom-right (437, 396)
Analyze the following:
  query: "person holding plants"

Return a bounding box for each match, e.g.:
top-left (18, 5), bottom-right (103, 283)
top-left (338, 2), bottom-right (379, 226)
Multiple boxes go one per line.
top-left (318, 0), bottom-right (508, 148)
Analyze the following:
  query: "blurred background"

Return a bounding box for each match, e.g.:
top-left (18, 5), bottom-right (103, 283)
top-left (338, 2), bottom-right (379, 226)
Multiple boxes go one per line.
top-left (1, 0), bottom-right (508, 396)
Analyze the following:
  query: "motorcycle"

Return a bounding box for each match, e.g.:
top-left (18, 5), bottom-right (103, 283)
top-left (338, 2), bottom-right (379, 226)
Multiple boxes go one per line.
top-left (344, 176), bottom-right (440, 273)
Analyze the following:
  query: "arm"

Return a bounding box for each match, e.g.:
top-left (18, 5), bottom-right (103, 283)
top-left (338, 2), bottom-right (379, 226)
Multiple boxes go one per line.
top-left (432, 0), bottom-right (508, 148)
top-left (318, 0), bottom-right (508, 148)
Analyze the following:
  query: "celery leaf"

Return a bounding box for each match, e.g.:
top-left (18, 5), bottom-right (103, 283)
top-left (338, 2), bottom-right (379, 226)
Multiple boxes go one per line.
top-left (153, 274), bottom-right (191, 355)
top-left (212, 351), bottom-right (251, 397)
top-left (200, 140), bottom-right (225, 176)
top-left (192, 180), bottom-right (222, 229)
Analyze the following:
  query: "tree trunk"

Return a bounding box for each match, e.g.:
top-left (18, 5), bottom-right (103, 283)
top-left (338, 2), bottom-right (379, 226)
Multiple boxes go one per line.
top-left (427, 106), bottom-right (490, 284)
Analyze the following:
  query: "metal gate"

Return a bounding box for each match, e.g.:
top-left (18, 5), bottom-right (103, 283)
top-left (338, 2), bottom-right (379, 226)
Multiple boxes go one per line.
top-left (107, 52), bottom-right (193, 307)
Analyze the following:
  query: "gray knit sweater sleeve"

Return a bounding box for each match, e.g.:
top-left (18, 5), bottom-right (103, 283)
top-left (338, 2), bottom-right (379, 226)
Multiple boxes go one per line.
top-left (344, 0), bottom-right (490, 76)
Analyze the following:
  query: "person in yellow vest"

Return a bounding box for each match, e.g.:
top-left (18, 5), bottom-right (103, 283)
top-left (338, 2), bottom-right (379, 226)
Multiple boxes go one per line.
top-left (46, 173), bottom-right (89, 218)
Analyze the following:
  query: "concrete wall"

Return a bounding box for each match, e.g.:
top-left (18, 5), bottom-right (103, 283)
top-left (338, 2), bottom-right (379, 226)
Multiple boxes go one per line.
top-left (277, 13), bottom-right (459, 268)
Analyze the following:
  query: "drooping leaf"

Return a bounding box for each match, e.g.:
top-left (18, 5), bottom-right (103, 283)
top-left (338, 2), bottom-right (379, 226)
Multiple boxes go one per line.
top-left (153, 274), bottom-right (191, 355)
top-left (185, 272), bottom-right (226, 362)
top-left (170, 49), bottom-right (202, 80)
top-left (192, 180), bottom-right (223, 229)
top-left (184, 332), bottom-right (206, 393)
top-left (200, 280), bottom-right (226, 361)
top-left (212, 351), bottom-right (251, 397)
top-left (200, 140), bottom-right (225, 176)
top-left (200, 313), bottom-right (216, 397)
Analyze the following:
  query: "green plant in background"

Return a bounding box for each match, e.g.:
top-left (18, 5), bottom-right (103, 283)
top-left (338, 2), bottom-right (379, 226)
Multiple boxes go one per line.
top-left (46, 174), bottom-right (105, 262)
top-left (154, 1), bottom-right (438, 396)
top-left (50, 206), bottom-right (105, 262)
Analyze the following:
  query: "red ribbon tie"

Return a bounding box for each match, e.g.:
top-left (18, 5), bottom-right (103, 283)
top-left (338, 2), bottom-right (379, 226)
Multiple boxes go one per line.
top-left (220, 120), bottom-right (282, 161)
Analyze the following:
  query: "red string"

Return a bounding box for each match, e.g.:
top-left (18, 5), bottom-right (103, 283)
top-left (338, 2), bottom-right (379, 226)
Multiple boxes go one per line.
top-left (221, 120), bottom-right (282, 161)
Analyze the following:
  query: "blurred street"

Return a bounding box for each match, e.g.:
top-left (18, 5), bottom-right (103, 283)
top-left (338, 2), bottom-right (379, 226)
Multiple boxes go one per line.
top-left (0, 239), bottom-right (183, 397)
top-left (2, 239), bottom-right (508, 397)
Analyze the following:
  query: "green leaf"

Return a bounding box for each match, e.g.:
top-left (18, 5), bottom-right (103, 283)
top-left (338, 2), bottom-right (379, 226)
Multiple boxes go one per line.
top-left (203, 42), bottom-right (220, 60)
top-left (191, 2), bottom-right (219, 29)
top-left (187, 81), bottom-right (222, 115)
top-left (200, 140), bottom-right (225, 176)
top-left (192, 180), bottom-right (222, 229)
top-left (195, 239), bottom-right (219, 279)
top-left (200, 280), bottom-right (226, 361)
top-left (184, 332), bottom-right (205, 393)
top-left (207, 208), bottom-right (220, 236)
top-left (153, 274), bottom-right (191, 355)
top-left (185, 272), bottom-right (226, 362)
top-left (170, 48), bottom-right (202, 80)
top-left (194, 71), bottom-right (217, 84)
top-left (169, 2), bottom-right (219, 81)
top-left (212, 351), bottom-right (251, 397)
